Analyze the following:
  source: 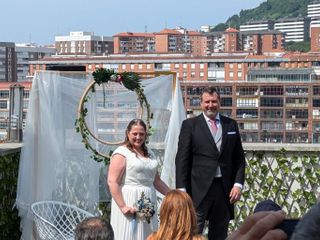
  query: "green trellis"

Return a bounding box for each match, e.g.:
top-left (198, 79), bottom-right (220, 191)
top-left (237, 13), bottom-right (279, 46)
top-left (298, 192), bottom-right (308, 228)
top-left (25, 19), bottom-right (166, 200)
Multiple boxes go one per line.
top-left (230, 148), bottom-right (320, 230)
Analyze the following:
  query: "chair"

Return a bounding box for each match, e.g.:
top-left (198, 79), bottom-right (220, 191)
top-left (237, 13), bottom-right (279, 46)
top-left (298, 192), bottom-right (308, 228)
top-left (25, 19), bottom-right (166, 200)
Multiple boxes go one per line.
top-left (31, 200), bottom-right (94, 240)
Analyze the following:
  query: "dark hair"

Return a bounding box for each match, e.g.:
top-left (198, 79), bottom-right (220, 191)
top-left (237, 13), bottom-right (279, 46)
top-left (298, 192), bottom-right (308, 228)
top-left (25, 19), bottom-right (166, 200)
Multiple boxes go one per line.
top-left (200, 87), bottom-right (220, 101)
top-left (124, 119), bottom-right (149, 157)
top-left (75, 217), bottom-right (114, 240)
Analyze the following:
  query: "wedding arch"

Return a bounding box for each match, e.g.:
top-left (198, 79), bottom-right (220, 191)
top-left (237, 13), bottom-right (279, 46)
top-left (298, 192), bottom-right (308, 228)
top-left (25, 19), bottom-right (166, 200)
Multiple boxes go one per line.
top-left (15, 70), bottom-right (185, 240)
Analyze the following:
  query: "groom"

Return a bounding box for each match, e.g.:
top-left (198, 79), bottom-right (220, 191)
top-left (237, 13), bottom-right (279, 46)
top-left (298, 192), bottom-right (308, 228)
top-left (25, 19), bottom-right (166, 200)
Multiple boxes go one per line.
top-left (175, 86), bottom-right (245, 240)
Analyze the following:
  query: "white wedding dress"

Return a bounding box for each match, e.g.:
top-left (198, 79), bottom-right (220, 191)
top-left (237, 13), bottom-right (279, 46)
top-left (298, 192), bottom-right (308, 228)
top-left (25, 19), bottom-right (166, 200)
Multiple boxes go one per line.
top-left (110, 146), bottom-right (159, 240)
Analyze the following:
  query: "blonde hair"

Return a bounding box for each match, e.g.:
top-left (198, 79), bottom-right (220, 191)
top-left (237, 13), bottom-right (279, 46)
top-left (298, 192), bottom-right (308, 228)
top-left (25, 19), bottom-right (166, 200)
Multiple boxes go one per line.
top-left (153, 190), bottom-right (198, 240)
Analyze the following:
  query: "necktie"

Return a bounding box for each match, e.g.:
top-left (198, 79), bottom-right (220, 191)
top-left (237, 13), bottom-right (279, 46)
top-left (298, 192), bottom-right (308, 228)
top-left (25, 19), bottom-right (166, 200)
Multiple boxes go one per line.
top-left (209, 119), bottom-right (217, 135)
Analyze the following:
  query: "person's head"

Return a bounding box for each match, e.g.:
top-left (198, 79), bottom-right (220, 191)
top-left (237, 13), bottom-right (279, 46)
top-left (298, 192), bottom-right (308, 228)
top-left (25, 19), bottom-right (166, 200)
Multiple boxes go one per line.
top-left (154, 190), bottom-right (198, 240)
top-left (254, 199), bottom-right (282, 213)
top-left (291, 202), bottom-right (320, 240)
top-left (124, 118), bottom-right (148, 156)
top-left (200, 86), bottom-right (221, 120)
top-left (75, 217), bottom-right (114, 240)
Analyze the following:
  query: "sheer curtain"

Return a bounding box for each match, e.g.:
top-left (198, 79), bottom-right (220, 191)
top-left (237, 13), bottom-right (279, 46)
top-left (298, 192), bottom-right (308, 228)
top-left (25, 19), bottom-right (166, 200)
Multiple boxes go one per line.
top-left (15, 71), bottom-right (185, 240)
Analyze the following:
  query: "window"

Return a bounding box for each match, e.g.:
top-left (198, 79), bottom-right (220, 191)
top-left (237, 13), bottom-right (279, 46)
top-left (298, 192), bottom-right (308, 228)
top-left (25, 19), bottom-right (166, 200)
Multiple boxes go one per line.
top-left (229, 63), bottom-right (234, 69)
top-left (238, 63), bottom-right (242, 69)
top-left (220, 97), bottom-right (232, 107)
top-left (23, 91), bottom-right (30, 98)
top-left (260, 86), bottom-right (283, 96)
top-left (183, 64), bottom-right (187, 69)
top-left (229, 72), bottom-right (234, 78)
top-left (191, 63), bottom-right (195, 69)
top-left (236, 98), bottom-right (258, 107)
top-left (236, 109), bottom-right (258, 118)
top-left (183, 72), bottom-right (187, 78)
top-left (0, 91), bottom-right (9, 99)
top-left (122, 64), bottom-right (126, 70)
top-left (146, 64), bottom-right (151, 70)
top-left (260, 97), bottom-right (283, 107)
top-left (138, 64), bottom-right (142, 70)
top-left (174, 63), bottom-right (179, 69)
top-left (191, 72), bottom-right (195, 77)
top-left (237, 72), bottom-right (242, 78)
top-left (130, 64), bottom-right (135, 70)
top-left (200, 72), bottom-right (204, 77)
top-left (0, 101), bottom-right (7, 109)
top-left (200, 63), bottom-right (204, 69)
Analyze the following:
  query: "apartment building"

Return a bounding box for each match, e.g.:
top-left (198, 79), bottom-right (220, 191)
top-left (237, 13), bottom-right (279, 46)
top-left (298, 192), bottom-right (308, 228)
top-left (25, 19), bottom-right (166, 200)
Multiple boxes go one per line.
top-left (274, 17), bottom-right (310, 43)
top-left (0, 42), bottom-right (16, 82)
top-left (224, 28), bottom-right (241, 52)
top-left (241, 30), bottom-right (285, 54)
top-left (308, 1), bottom-right (320, 19)
top-left (240, 18), bottom-right (311, 43)
top-left (15, 43), bottom-right (55, 82)
top-left (55, 31), bottom-right (114, 56)
top-left (204, 31), bottom-right (225, 53)
top-left (113, 32), bottom-right (155, 54)
top-left (310, 22), bottom-right (320, 52)
top-left (240, 20), bottom-right (274, 32)
top-left (28, 52), bottom-right (320, 143)
top-left (113, 27), bottom-right (284, 56)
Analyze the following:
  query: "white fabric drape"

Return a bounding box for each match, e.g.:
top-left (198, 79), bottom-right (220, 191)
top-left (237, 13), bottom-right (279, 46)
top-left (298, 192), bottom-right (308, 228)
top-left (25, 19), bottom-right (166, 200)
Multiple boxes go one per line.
top-left (15, 71), bottom-right (185, 240)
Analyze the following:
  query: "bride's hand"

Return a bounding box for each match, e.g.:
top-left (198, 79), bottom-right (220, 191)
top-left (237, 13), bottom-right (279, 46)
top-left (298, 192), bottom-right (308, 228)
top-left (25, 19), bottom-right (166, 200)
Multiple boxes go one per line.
top-left (121, 206), bottom-right (136, 218)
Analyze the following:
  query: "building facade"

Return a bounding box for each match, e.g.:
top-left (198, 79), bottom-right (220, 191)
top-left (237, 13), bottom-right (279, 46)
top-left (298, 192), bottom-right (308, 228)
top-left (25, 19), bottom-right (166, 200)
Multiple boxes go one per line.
top-left (274, 17), bottom-right (310, 43)
top-left (28, 52), bottom-right (320, 143)
top-left (15, 43), bottom-right (55, 82)
top-left (55, 31), bottom-right (114, 56)
top-left (0, 42), bottom-right (16, 82)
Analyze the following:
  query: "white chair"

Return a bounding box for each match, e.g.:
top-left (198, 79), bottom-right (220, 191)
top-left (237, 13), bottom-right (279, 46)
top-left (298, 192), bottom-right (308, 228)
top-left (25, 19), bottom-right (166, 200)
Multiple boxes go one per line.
top-left (31, 200), bottom-right (94, 240)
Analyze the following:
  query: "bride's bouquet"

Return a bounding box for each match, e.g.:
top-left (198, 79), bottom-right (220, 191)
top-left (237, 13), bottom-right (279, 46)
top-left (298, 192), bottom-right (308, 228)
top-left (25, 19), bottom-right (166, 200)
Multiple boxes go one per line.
top-left (135, 191), bottom-right (155, 224)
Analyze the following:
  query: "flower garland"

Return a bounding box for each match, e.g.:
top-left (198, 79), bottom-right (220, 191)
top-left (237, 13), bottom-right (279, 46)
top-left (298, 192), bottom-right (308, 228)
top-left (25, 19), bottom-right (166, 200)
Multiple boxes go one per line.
top-left (75, 68), bottom-right (152, 165)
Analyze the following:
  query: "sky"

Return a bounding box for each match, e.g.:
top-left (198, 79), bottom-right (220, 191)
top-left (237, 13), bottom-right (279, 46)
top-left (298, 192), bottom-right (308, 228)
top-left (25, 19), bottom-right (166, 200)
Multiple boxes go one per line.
top-left (2, 0), bottom-right (265, 45)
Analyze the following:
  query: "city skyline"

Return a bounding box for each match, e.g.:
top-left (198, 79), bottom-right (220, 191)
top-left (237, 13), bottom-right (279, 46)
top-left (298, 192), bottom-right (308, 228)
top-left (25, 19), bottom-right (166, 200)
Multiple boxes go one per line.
top-left (2, 0), bottom-right (264, 45)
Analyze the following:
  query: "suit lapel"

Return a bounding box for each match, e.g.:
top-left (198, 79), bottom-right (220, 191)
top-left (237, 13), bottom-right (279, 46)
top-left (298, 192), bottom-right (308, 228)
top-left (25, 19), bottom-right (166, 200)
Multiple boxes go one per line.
top-left (198, 114), bottom-right (218, 151)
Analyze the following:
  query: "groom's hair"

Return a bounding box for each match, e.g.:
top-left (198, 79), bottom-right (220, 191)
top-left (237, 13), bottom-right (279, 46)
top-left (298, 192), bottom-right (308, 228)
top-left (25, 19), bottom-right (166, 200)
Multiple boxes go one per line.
top-left (75, 217), bottom-right (114, 240)
top-left (200, 86), bottom-right (220, 101)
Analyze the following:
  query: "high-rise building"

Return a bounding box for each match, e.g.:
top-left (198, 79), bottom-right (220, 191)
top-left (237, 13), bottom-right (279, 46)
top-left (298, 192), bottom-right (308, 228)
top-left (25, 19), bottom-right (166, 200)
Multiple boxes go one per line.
top-left (55, 31), bottom-right (114, 56)
top-left (15, 43), bottom-right (55, 82)
top-left (0, 42), bottom-right (16, 82)
top-left (308, 1), bottom-right (320, 19)
top-left (274, 17), bottom-right (310, 42)
top-left (240, 20), bottom-right (274, 32)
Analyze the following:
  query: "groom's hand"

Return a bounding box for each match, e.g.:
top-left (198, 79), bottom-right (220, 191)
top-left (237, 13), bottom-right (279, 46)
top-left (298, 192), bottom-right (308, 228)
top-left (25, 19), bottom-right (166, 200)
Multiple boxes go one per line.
top-left (229, 186), bottom-right (242, 204)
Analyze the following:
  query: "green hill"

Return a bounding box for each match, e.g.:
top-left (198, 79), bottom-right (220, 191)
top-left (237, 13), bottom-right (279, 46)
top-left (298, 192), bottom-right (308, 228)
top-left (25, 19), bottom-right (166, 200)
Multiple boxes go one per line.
top-left (213, 0), bottom-right (312, 31)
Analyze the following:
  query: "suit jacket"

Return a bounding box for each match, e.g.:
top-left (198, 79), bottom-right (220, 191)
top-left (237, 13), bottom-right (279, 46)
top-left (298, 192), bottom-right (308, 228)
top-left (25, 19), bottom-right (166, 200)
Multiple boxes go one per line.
top-left (175, 113), bottom-right (245, 218)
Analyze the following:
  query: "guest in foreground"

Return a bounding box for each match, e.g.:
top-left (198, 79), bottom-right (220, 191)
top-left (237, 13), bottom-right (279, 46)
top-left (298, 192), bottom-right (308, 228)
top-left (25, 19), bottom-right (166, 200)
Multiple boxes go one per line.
top-left (108, 119), bottom-right (170, 240)
top-left (291, 202), bottom-right (320, 240)
top-left (227, 210), bottom-right (287, 240)
top-left (147, 190), bottom-right (204, 240)
top-left (75, 217), bottom-right (114, 240)
top-left (175, 86), bottom-right (246, 240)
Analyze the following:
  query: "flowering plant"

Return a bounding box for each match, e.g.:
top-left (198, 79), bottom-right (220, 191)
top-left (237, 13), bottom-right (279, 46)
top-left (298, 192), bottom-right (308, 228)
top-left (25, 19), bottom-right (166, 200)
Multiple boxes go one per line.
top-left (135, 191), bottom-right (155, 224)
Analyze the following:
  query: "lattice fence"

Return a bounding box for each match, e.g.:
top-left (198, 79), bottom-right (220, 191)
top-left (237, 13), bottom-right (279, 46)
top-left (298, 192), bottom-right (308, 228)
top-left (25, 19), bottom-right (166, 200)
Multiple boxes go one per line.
top-left (230, 148), bottom-right (320, 230)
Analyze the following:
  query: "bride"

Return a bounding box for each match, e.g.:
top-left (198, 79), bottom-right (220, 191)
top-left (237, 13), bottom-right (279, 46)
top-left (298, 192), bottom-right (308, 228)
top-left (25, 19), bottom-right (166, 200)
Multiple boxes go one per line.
top-left (107, 119), bottom-right (170, 240)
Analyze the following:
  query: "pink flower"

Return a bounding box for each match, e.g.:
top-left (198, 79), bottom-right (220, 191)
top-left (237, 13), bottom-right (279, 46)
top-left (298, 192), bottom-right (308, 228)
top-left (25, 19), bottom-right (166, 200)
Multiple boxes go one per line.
top-left (116, 75), bottom-right (123, 83)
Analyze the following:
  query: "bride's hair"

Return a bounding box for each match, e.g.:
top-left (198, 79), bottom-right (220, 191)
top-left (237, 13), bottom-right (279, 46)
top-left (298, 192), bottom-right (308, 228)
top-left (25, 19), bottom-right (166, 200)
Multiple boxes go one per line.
top-left (149, 190), bottom-right (199, 240)
top-left (124, 119), bottom-right (149, 157)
